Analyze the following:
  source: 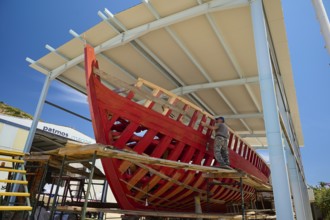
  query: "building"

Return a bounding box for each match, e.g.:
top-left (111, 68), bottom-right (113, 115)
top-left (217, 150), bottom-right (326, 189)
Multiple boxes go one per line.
top-left (0, 113), bottom-right (119, 219)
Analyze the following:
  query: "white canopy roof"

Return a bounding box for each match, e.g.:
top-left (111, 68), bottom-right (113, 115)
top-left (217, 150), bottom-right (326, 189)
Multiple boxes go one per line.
top-left (29, 0), bottom-right (303, 148)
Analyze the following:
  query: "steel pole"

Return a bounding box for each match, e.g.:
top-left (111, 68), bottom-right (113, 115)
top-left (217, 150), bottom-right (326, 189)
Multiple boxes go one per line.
top-left (285, 145), bottom-right (307, 220)
top-left (50, 155), bottom-right (67, 220)
top-left (250, 0), bottom-right (294, 219)
top-left (299, 173), bottom-right (313, 220)
top-left (240, 177), bottom-right (245, 220)
top-left (82, 152), bottom-right (97, 220)
top-left (9, 74), bottom-right (52, 207)
top-left (24, 73), bottom-right (52, 153)
top-left (98, 179), bottom-right (108, 220)
top-left (311, 0), bottom-right (330, 54)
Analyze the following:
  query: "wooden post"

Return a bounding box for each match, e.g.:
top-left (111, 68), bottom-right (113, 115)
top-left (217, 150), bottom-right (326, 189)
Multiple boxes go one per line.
top-left (194, 194), bottom-right (202, 220)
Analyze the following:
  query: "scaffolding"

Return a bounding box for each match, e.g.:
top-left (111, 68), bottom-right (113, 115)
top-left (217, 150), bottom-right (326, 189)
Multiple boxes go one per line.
top-left (0, 149), bottom-right (32, 219)
top-left (19, 142), bottom-right (275, 220)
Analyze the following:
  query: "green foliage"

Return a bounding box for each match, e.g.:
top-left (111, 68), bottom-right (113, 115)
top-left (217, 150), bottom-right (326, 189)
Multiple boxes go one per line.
top-left (312, 182), bottom-right (330, 219)
top-left (0, 102), bottom-right (33, 119)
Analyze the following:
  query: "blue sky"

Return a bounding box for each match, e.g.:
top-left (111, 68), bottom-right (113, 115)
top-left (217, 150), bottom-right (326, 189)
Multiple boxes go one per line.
top-left (0, 1), bottom-right (329, 186)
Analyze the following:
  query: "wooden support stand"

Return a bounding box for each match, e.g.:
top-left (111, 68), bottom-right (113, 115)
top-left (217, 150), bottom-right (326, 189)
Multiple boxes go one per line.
top-left (25, 142), bottom-right (272, 219)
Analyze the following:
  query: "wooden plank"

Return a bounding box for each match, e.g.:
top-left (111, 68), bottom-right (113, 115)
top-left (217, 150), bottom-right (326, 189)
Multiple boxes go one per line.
top-left (212, 180), bottom-right (254, 196)
top-left (144, 88), bottom-right (160, 107)
top-left (0, 206), bottom-right (32, 211)
top-left (127, 136), bottom-right (172, 189)
top-left (137, 78), bottom-right (214, 119)
top-left (148, 172), bottom-right (182, 203)
top-left (202, 172), bottom-right (247, 179)
top-left (43, 143), bottom-right (270, 190)
top-left (93, 68), bottom-right (186, 116)
top-left (119, 178), bottom-right (174, 204)
top-left (162, 96), bottom-right (176, 116)
top-left (119, 131), bottom-right (158, 173)
top-left (55, 206), bottom-right (237, 219)
top-left (134, 162), bottom-right (205, 194)
top-left (24, 155), bottom-right (50, 161)
top-left (58, 144), bottom-right (236, 174)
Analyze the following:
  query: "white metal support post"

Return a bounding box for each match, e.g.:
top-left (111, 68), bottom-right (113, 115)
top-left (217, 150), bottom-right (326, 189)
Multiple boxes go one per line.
top-left (284, 144), bottom-right (307, 220)
top-left (299, 172), bottom-right (313, 219)
top-left (24, 73), bottom-right (52, 153)
top-left (311, 0), bottom-right (330, 54)
top-left (250, 0), bottom-right (294, 219)
top-left (9, 73), bottom-right (52, 206)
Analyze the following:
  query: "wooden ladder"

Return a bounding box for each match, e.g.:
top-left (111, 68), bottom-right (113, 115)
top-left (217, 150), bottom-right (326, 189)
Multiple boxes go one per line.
top-left (0, 149), bottom-right (32, 213)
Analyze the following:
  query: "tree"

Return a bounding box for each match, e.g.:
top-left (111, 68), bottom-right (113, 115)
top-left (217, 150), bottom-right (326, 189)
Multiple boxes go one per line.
top-left (312, 182), bottom-right (330, 219)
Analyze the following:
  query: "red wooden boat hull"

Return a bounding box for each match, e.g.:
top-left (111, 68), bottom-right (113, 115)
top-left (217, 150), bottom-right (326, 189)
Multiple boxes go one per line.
top-left (84, 45), bottom-right (270, 212)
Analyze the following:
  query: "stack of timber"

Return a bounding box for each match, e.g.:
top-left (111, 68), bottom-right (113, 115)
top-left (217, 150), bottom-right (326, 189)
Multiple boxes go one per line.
top-left (56, 205), bottom-right (276, 219)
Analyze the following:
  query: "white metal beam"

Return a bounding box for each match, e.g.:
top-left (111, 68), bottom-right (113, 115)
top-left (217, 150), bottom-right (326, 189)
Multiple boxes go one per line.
top-left (99, 8), bottom-right (216, 115)
top-left (171, 76), bottom-right (258, 95)
top-left (239, 134), bottom-right (266, 138)
top-left (46, 41), bottom-right (117, 94)
top-left (49, 0), bottom-right (248, 80)
top-left (201, 3), bottom-right (262, 112)
top-left (98, 10), bottom-right (183, 86)
top-left (197, 0), bottom-right (265, 146)
top-left (143, 0), bottom-right (255, 135)
top-left (26, 57), bottom-right (50, 75)
top-left (219, 113), bottom-right (263, 119)
top-left (69, 29), bottom-right (136, 82)
top-left (57, 75), bottom-right (87, 94)
top-left (285, 145), bottom-right (307, 220)
top-left (312, 0), bottom-right (330, 54)
top-left (299, 171), bottom-right (313, 219)
top-left (23, 75), bottom-right (52, 152)
top-left (250, 145), bottom-right (268, 149)
top-left (250, 0), bottom-right (294, 219)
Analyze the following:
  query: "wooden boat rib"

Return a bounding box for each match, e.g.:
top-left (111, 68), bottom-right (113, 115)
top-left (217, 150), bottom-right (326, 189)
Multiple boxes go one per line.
top-left (84, 45), bottom-right (270, 212)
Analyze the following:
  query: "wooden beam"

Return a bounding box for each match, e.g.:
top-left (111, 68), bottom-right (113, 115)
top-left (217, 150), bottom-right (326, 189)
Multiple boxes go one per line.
top-left (33, 143), bottom-right (270, 190)
top-left (203, 172), bottom-right (271, 191)
top-left (212, 180), bottom-right (254, 196)
top-left (58, 144), bottom-right (236, 174)
top-left (24, 155), bottom-right (51, 161)
top-left (137, 78), bottom-right (214, 119)
top-left (134, 162), bottom-right (205, 194)
top-left (55, 206), bottom-right (239, 219)
top-left (133, 162), bottom-right (225, 204)
top-left (119, 178), bottom-right (175, 205)
top-left (203, 172), bottom-right (247, 179)
top-left (93, 68), bottom-right (186, 116)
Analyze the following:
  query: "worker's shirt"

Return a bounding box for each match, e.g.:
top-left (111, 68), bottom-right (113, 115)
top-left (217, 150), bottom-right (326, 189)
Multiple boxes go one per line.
top-left (215, 123), bottom-right (228, 138)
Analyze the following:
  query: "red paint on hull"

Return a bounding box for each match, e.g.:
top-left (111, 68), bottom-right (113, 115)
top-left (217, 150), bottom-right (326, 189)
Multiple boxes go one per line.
top-left (84, 45), bottom-right (270, 212)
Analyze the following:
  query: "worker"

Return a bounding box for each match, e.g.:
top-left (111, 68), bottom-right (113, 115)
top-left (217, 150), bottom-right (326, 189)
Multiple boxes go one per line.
top-left (201, 117), bottom-right (230, 169)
